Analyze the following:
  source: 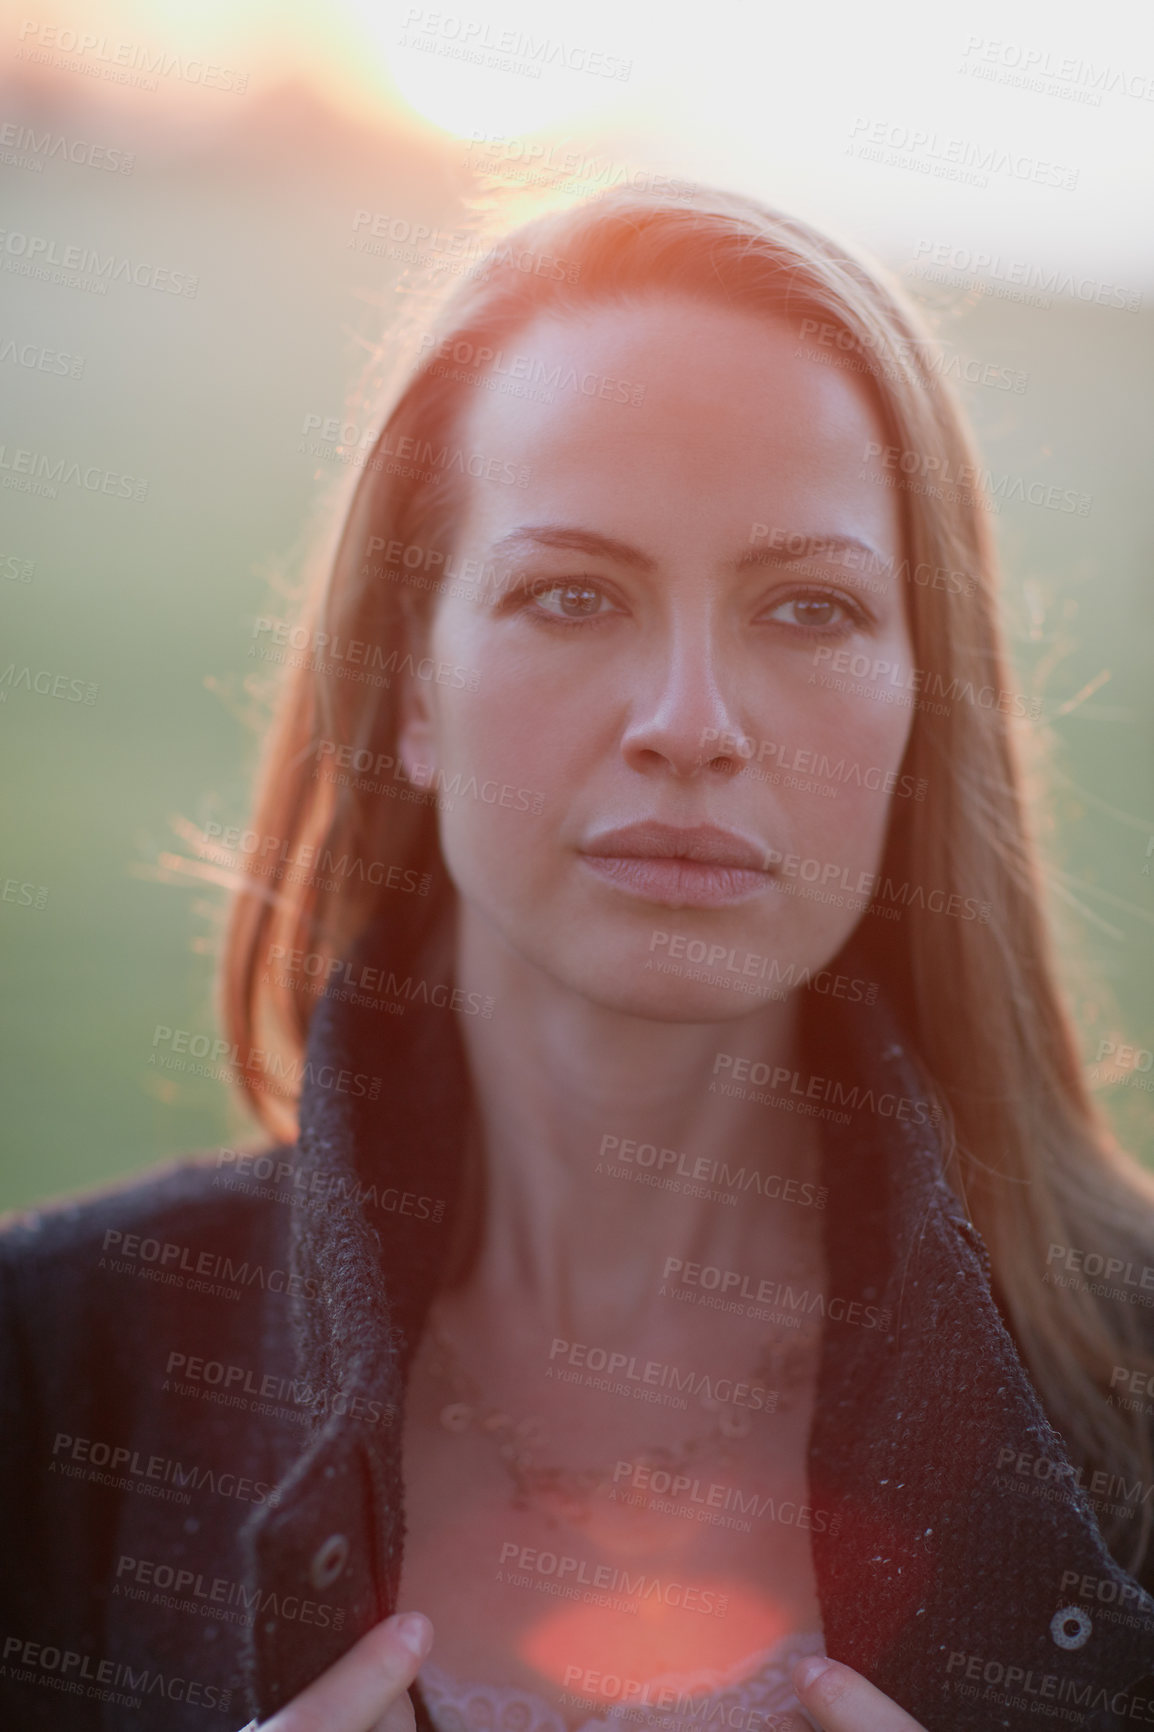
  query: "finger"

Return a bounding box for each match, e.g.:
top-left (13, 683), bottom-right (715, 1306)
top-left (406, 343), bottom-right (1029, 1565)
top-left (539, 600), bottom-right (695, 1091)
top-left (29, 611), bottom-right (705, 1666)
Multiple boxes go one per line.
top-left (792, 1657), bottom-right (927, 1732)
top-left (258, 1611), bottom-right (434, 1732)
top-left (370, 1682), bottom-right (419, 1732)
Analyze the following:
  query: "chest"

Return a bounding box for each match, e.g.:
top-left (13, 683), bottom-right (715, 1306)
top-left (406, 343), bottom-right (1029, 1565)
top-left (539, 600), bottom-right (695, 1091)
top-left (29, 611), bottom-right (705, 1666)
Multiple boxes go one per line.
top-left (396, 1310), bottom-right (827, 1706)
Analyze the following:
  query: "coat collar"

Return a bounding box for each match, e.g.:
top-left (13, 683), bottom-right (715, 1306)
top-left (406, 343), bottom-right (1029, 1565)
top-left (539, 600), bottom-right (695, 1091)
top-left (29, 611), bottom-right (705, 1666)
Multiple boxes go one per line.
top-left (805, 974), bottom-right (1154, 1724)
top-left (242, 914), bottom-right (1154, 1730)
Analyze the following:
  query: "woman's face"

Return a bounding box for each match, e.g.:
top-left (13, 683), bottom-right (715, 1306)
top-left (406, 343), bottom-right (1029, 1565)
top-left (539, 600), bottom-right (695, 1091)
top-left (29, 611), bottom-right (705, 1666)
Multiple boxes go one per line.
top-left (397, 294), bottom-right (914, 1019)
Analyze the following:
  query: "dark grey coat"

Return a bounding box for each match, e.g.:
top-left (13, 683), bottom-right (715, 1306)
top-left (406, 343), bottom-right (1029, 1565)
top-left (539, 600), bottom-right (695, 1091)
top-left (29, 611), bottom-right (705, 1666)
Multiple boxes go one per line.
top-left (4, 918), bottom-right (1154, 1730)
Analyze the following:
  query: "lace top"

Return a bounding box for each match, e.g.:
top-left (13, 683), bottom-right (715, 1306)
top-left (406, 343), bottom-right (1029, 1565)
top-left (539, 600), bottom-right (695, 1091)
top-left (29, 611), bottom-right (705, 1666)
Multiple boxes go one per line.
top-left (417, 1629), bottom-right (826, 1732)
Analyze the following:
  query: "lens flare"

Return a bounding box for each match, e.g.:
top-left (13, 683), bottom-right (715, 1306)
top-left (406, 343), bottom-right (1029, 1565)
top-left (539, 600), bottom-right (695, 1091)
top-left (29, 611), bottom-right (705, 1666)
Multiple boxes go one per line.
top-left (519, 1579), bottom-right (791, 1690)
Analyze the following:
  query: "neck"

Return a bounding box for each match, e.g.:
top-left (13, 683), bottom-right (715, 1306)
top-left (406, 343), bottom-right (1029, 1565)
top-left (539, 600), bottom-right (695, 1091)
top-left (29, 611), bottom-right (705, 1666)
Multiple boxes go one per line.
top-left (449, 902), bottom-right (823, 1338)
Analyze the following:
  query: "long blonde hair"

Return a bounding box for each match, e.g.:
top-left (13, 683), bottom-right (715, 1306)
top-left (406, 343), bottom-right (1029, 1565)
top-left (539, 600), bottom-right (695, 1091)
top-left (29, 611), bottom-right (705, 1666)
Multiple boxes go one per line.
top-left (218, 186), bottom-right (1154, 1570)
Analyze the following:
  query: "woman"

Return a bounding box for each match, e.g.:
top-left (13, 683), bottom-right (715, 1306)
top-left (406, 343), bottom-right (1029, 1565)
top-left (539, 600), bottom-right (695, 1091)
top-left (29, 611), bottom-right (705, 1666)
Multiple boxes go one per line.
top-left (4, 187), bottom-right (1154, 1732)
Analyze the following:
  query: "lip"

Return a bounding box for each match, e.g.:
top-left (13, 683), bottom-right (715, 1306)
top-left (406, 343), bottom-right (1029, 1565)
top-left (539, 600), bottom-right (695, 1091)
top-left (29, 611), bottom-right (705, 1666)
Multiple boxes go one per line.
top-left (578, 822), bottom-right (776, 909)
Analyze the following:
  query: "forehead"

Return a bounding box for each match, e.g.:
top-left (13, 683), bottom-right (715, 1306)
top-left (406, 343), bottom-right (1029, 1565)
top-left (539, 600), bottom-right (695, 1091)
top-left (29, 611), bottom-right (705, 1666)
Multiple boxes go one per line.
top-left (448, 295), bottom-right (902, 556)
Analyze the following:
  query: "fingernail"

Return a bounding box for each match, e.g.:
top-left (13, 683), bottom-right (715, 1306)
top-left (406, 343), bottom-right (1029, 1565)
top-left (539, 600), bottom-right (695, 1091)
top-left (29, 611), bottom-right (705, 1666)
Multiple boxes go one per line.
top-left (392, 1612), bottom-right (434, 1659)
top-left (793, 1655), bottom-right (833, 1692)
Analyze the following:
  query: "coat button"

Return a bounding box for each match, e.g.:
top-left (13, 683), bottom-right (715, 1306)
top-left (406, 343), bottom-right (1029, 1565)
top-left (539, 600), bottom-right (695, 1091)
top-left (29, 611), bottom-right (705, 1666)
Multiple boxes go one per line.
top-left (1050, 1606), bottom-right (1092, 1650)
top-left (310, 1533), bottom-right (350, 1591)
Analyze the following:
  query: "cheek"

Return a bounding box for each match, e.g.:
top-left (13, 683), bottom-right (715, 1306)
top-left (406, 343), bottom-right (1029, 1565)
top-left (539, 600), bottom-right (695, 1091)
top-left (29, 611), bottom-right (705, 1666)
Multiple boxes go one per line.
top-left (429, 614), bottom-right (596, 787)
top-left (432, 674), bottom-right (579, 793)
top-left (782, 782), bottom-right (897, 884)
top-left (422, 648), bottom-right (581, 898)
top-left (753, 677), bottom-right (914, 872)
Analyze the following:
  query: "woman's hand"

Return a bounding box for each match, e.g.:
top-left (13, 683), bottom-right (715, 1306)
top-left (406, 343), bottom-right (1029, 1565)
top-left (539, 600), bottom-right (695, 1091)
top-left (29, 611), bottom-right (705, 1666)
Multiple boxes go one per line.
top-left (251, 1611), bottom-right (434, 1732)
top-left (246, 1625), bottom-right (920, 1732)
top-left (792, 1657), bottom-right (928, 1732)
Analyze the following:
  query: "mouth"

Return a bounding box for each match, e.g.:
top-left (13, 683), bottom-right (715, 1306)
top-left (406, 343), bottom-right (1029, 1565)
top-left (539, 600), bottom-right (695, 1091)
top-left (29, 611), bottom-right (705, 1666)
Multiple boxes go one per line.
top-left (577, 823), bottom-right (777, 910)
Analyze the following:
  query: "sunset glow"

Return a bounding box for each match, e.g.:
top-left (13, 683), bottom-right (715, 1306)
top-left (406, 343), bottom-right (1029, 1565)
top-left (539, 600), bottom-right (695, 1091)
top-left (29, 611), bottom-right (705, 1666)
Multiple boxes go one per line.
top-left (519, 1580), bottom-right (791, 1693)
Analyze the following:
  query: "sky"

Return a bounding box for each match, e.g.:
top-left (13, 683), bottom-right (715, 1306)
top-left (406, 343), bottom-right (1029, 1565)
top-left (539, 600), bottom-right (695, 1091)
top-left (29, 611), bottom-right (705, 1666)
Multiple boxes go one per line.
top-left (5, 0), bottom-right (1154, 286)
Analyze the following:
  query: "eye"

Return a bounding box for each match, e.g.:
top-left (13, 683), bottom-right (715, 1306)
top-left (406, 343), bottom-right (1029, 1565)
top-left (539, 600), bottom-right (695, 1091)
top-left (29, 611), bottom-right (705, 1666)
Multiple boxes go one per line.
top-left (521, 578), bottom-right (620, 624)
top-left (759, 590), bottom-right (867, 636)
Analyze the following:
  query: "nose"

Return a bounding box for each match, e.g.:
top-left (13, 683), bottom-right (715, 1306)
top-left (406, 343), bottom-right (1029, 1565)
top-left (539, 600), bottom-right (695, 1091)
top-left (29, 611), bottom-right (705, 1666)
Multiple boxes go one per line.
top-left (619, 612), bottom-right (749, 779)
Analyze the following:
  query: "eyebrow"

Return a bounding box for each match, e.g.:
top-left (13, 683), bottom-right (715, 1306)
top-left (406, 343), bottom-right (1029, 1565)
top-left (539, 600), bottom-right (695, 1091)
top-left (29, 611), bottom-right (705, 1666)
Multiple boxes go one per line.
top-left (487, 525), bottom-right (890, 576)
top-left (489, 526), bottom-right (656, 571)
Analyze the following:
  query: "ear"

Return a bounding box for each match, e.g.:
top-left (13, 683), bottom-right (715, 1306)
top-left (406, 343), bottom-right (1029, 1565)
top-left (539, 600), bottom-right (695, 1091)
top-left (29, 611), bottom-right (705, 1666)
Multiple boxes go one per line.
top-left (394, 593), bottom-right (438, 786)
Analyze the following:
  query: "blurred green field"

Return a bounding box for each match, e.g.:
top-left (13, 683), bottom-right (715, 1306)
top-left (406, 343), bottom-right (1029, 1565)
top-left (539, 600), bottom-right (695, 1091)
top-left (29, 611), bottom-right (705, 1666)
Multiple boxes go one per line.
top-left (2, 92), bottom-right (1152, 1209)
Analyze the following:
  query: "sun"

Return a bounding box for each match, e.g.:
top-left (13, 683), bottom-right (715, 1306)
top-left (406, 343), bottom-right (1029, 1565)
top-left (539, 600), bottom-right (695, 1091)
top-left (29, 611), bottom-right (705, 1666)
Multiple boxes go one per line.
top-left (389, 42), bottom-right (566, 138)
top-left (347, 0), bottom-right (628, 140)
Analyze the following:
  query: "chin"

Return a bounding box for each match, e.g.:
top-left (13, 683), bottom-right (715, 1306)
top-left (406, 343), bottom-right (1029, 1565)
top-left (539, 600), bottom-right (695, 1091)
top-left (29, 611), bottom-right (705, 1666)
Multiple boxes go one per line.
top-left (560, 957), bottom-right (792, 1025)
